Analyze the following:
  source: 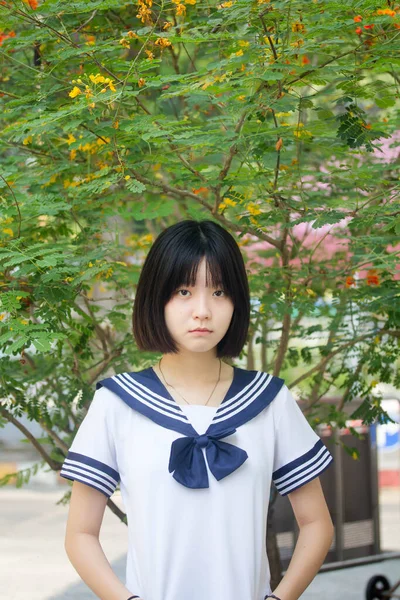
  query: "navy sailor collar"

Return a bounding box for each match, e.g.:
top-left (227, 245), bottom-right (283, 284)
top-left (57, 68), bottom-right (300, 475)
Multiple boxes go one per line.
top-left (96, 366), bottom-right (285, 490)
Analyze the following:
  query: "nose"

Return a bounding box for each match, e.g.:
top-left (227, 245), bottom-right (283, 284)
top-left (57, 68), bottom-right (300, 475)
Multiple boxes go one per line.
top-left (191, 293), bottom-right (212, 320)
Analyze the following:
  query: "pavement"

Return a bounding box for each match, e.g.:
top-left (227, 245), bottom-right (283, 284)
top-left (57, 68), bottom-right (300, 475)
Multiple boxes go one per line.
top-left (0, 485), bottom-right (399, 600)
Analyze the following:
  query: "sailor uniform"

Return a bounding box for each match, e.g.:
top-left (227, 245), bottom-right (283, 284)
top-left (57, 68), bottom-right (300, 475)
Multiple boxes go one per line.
top-left (60, 365), bottom-right (334, 600)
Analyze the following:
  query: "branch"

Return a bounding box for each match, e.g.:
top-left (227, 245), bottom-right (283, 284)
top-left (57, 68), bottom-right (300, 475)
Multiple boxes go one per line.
top-left (128, 167), bottom-right (283, 249)
top-left (288, 328), bottom-right (400, 389)
top-left (0, 173), bottom-right (21, 239)
top-left (0, 405), bottom-right (62, 470)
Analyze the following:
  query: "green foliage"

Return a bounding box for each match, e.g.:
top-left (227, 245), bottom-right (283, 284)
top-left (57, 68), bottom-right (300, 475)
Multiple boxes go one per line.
top-left (0, 0), bottom-right (399, 501)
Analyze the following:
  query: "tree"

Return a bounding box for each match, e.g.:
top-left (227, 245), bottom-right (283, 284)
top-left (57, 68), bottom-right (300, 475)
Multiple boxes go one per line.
top-left (1, 0), bottom-right (399, 586)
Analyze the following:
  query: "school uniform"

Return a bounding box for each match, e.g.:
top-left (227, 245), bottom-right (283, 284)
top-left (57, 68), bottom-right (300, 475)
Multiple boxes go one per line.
top-left (60, 365), bottom-right (334, 600)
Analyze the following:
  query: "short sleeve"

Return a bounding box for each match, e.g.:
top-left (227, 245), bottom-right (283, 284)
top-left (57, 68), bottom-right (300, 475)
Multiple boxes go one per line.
top-left (60, 387), bottom-right (120, 498)
top-left (272, 385), bottom-right (334, 496)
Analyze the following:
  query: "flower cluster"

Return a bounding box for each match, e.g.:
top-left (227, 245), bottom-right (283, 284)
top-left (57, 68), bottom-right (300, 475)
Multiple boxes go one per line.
top-left (0, 30), bottom-right (15, 46)
top-left (68, 73), bottom-right (117, 107)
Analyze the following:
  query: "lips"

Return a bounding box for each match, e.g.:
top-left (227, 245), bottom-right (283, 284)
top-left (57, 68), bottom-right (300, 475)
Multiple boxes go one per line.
top-left (190, 328), bottom-right (211, 332)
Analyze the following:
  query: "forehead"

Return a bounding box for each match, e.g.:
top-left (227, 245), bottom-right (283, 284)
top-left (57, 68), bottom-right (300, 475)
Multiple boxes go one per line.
top-left (179, 256), bottom-right (224, 286)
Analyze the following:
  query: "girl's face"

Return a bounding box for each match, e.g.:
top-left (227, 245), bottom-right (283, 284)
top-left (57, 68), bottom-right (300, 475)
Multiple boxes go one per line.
top-left (164, 257), bottom-right (234, 353)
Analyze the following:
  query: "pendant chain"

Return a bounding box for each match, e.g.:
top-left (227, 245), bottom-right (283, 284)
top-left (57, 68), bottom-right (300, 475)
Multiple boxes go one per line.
top-left (158, 357), bottom-right (222, 406)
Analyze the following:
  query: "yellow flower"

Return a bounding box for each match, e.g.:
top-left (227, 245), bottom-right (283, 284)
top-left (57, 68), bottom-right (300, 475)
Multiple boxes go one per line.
top-left (294, 123), bottom-right (312, 138)
top-left (238, 40), bottom-right (250, 47)
top-left (224, 198), bottom-right (237, 207)
top-left (68, 86), bottom-right (82, 98)
top-left (175, 3), bottom-right (186, 15)
top-left (138, 78), bottom-right (146, 87)
top-left (119, 38), bottom-right (131, 49)
top-left (2, 228), bottom-right (13, 236)
top-left (246, 202), bottom-right (262, 215)
top-left (23, 135), bottom-right (33, 145)
top-left (155, 37), bottom-right (172, 48)
top-left (235, 49), bottom-right (244, 56)
top-left (70, 148), bottom-right (77, 160)
top-left (127, 31), bottom-right (139, 38)
top-left (66, 133), bottom-right (76, 145)
top-left (351, 451), bottom-right (359, 460)
top-left (145, 49), bottom-right (154, 60)
top-left (109, 81), bottom-right (116, 92)
top-left (371, 380), bottom-right (379, 387)
top-left (125, 175), bottom-right (131, 180)
top-left (292, 22), bottom-right (306, 33)
top-left (90, 73), bottom-right (106, 84)
top-left (218, 0), bottom-right (233, 7)
top-left (163, 21), bottom-right (173, 30)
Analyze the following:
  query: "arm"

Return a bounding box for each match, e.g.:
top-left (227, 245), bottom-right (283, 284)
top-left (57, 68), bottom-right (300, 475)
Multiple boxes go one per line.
top-left (65, 481), bottom-right (142, 600)
top-left (271, 477), bottom-right (334, 600)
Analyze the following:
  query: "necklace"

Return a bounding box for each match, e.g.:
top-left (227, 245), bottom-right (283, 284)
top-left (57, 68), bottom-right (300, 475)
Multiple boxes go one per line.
top-left (158, 357), bottom-right (222, 406)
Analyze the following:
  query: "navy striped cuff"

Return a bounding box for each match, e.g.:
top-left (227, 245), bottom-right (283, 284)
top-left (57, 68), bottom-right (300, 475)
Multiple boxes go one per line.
top-left (60, 451), bottom-right (120, 498)
top-left (272, 439), bottom-right (333, 496)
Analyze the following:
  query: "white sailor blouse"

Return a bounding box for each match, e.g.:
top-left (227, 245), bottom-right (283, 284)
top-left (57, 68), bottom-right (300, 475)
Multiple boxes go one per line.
top-left (60, 366), bottom-right (334, 600)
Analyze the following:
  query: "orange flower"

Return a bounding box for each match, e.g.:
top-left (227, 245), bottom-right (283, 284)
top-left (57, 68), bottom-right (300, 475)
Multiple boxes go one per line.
top-left (354, 15), bottom-right (362, 22)
top-left (366, 270), bottom-right (380, 286)
top-left (301, 55), bottom-right (310, 65)
top-left (376, 8), bottom-right (396, 17)
top-left (363, 23), bottom-right (374, 29)
top-left (355, 26), bottom-right (363, 35)
top-left (345, 276), bottom-right (356, 288)
top-left (23, 0), bottom-right (38, 8)
top-left (0, 30), bottom-right (16, 45)
top-left (192, 187), bottom-right (209, 196)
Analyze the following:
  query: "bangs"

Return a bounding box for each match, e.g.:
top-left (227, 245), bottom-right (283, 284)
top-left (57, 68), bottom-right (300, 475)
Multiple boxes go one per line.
top-left (166, 252), bottom-right (228, 297)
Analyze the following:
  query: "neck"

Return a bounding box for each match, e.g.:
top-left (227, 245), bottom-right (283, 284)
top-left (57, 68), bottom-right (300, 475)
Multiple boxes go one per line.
top-left (158, 353), bottom-right (223, 387)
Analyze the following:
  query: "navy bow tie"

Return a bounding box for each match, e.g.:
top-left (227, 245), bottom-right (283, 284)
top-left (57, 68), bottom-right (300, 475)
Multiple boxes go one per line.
top-left (168, 425), bottom-right (248, 488)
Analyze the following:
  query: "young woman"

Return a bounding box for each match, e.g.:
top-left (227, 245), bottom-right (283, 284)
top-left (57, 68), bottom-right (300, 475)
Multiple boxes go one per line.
top-left (61, 219), bottom-right (334, 600)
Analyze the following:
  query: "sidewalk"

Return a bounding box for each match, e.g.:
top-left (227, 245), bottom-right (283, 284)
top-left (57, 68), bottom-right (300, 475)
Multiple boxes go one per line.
top-left (0, 486), bottom-right (399, 600)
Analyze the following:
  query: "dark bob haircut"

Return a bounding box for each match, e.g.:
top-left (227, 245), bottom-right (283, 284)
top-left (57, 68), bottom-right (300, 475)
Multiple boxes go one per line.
top-left (132, 219), bottom-right (250, 359)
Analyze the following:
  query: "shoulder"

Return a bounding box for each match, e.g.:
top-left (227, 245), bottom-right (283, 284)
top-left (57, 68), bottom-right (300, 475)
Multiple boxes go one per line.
top-left (249, 367), bottom-right (287, 397)
top-left (92, 379), bottom-right (131, 415)
top-left (237, 367), bottom-right (288, 413)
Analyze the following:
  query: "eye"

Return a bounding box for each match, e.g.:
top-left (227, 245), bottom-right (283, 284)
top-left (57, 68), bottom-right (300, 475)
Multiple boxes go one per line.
top-left (176, 289), bottom-right (226, 297)
top-left (176, 289), bottom-right (190, 297)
